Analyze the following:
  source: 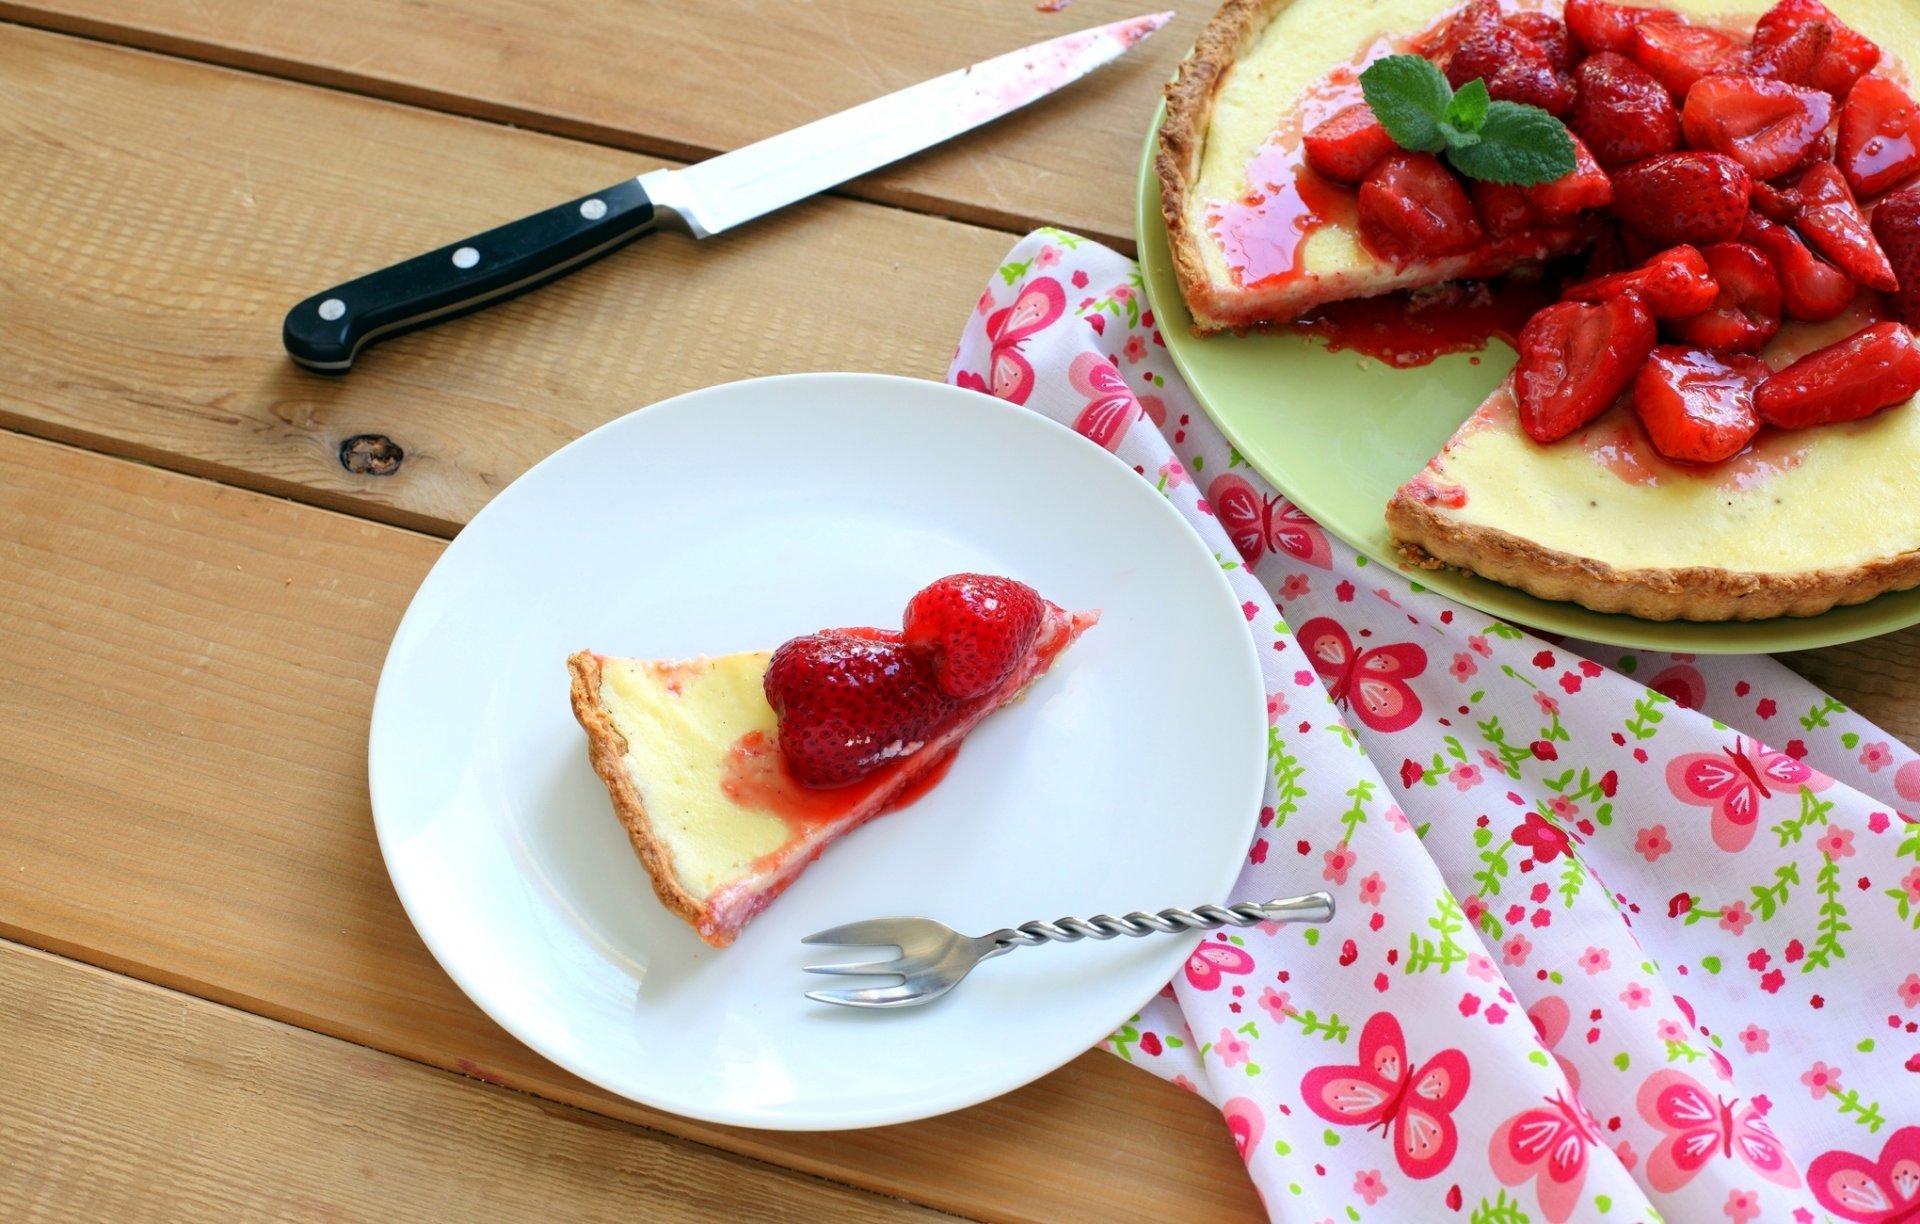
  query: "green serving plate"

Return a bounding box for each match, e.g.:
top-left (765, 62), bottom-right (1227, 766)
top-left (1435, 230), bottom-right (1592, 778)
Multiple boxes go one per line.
top-left (1133, 100), bottom-right (1920, 654)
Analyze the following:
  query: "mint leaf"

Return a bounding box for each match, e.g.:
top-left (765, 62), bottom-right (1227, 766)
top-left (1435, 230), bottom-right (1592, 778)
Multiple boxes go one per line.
top-left (1360, 54), bottom-right (1452, 154)
top-left (1446, 100), bottom-right (1577, 185)
top-left (1445, 78), bottom-right (1489, 130)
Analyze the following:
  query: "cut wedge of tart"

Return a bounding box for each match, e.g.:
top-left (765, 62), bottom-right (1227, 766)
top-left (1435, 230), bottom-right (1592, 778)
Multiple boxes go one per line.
top-left (1387, 306), bottom-right (1920, 621)
top-left (568, 578), bottom-right (1096, 947)
top-left (1157, 0), bottom-right (1602, 333)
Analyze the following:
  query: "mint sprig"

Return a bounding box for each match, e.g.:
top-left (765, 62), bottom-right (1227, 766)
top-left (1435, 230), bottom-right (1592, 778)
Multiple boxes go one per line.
top-left (1359, 54), bottom-right (1576, 186)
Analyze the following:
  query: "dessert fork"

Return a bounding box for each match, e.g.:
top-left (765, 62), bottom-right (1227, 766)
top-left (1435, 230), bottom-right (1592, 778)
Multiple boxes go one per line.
top-left (802, 892), bottom-right (1335, 1008)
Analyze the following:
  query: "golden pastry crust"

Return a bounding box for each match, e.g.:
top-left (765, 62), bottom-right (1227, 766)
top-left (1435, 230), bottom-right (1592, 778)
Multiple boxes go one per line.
top-left (1385, 495), bottom-right (1920, 621)
top-left (565, 649), bottom-right (717, 942)
top-left (1156, 0), bottom-right (1292, 334)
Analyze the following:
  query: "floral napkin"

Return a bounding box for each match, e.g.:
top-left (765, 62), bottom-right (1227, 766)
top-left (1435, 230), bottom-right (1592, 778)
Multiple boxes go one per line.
top-left (949, 228), bottom-right (1920, 1224)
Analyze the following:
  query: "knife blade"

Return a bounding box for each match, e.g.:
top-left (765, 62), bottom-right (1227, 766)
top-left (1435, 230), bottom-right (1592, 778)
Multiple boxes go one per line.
top-left (283, 12), bottom-right (1173, 372)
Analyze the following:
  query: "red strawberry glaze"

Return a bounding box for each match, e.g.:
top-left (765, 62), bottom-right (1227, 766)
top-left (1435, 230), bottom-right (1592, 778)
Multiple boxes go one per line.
top-left (1288, 277), bottom-right (1561, 368)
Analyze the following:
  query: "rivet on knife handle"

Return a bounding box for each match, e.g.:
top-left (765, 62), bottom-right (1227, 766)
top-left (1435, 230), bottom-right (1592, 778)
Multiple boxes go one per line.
top-left (281, 177), bottom-right (657, 373)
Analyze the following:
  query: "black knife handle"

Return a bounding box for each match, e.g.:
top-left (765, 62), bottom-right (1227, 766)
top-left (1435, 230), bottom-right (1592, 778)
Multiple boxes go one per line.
top-left (283, 177), bottom-right (657, 373)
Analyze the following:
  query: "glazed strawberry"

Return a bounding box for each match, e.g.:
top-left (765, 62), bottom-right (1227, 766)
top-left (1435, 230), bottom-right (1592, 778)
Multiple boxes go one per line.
top-left (1794, 162), bottom-right (1897, 292)
top-left (765, 629), bottom-right (956, 787)
top-left (1504, 12), bottom-right (1574, 74)
top-left (1565, 0), bottom-right (1679, 56)
top-left (1448, 24), bottom-right (1574, 115)
top-left (1357, 153), bottom-right (1484, 263)
top-left (1749, 179), bottom-right (1803, 224)
top-left (1745, 18), bottom-right (1828, 86)
top-left (1633, 346), bottom-right (1769, 462)
top-left (1837, 77), bottom-right (1920, 199)
top-left (1304, 103), bottom-right (1399, 185)
top-left (1751, 0), bottom-right (1879, 101)
top-left (1869, 188), bottom-right (1920, 328)
top-left (1564, 245), bottom-right (1718, 319)
top-left (1754, 322), bottom-right (1920, 428)
top-left (1680, 75), bottom-right (1832, 181)
top-left (1742, 211), bottom-right (1857, 321)
top-left (902, 572), bottom-right (1045, 699)
top-left (1470, 136), bottom-right (1611, 236)
top-left (1611, 152), bottom-right (1751, 246)
top-left (1629, 22), bottom-right (1747, 98)
top-left (1666, 242), bottom-right (1781, 353)
top-left (1513, 295), bottom-right (1657, 443)
top-left (1572, 53), bottom-right (1682, 168)
top-left (1427, 0), bottom-right (1504, 68)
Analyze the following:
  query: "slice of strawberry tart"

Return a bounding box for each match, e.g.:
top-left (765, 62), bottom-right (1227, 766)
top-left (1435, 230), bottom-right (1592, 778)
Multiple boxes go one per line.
top-left (568, 575), bottom-right (1097, 947)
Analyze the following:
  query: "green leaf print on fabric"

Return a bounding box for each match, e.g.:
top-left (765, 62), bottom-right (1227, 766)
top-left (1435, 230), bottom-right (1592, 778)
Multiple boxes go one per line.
top-left (1773, 787), bottom-right (1835, 847)
top-left (1477, 715), bottom-right (1534, 779)
top-left (1805, 854), bottom-right (1853, 972)
top-left (1270, 727), bottom-right (1307, 829)
top-left (1470, 1189), bottom-right (1533, 1224)
top-left (1822, 1081), bottom-right (1888, 1133)
top-left (1406, 894), bottom-right (1471, 974)
top-left (1626, 692), bottom-right (1670, 740)
top-left (1340, 780), bottom-right (1374, 845)
top-left (1750, 863), bottom-right (1800, 922)
top-left (1800, 696), bottom-right (1846, 730)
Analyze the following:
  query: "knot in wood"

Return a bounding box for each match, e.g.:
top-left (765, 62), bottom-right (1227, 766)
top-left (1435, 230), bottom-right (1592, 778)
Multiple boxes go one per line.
top-left (339, 434), bottom-right (404, 476)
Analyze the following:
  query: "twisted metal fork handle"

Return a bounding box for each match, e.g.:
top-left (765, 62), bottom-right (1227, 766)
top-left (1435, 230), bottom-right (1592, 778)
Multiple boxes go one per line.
top-left (991, 892), bottom-right (1335, 948)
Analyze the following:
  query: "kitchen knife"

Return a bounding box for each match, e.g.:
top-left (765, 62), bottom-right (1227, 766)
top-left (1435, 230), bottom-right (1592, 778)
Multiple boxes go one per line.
top-left (283, 12), bottom-right (1172, 372)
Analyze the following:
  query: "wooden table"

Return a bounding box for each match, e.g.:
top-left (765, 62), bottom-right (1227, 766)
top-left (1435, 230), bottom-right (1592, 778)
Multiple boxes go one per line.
top-left (4, 3), bottom-right (1918, 1219)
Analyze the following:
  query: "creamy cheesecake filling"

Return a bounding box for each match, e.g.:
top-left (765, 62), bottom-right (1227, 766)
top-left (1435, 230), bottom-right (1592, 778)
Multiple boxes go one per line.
top-left (598, 652), bottom-right (786, 902)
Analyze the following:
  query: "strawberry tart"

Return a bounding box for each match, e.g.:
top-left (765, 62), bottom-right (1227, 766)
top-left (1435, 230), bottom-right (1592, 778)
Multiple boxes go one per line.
top-left (1163, 0), bottom-right (1920, 620)
top-left (567, 575), bottom-right (1097, 947)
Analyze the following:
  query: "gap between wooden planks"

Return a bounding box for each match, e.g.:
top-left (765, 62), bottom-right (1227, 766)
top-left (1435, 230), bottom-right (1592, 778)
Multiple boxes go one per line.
top-left (0, 23), bottom-right (1018, 538)
top-left (0, 428), bottom-right (1266, 1223)
top-left (0, 938), bottom-right (958, 1223)
top-left (0, 0), bottom-right (1187, 250)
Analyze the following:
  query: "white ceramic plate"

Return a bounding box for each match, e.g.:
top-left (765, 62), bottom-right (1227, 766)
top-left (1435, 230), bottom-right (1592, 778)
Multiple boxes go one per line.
top-left (368, 372), bottom-right (1267, 1130)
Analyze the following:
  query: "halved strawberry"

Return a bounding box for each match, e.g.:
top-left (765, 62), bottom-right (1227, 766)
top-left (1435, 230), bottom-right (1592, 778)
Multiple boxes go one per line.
top-left (1447, 23), bottom-right (1575, 115)
top-left (1869, 187), bottom-right (1920, 328)
top-left (903, 573), bottom-right (1045, 699)
top-left (1751, 0), bottom-right (1880, 101)
top-left (1745, 17), bottom-right (1828, 86)
top-left (1794, 161), bottom-right (1897, 291)
top-left (1742, 211), bottom-right (1857, 321)
top-left (1565, 0), bottom-right (1680, 56)
top-left (1304, 103), bottom-right (1399, 185)
top-left (1563, 245), bottom-right (1719, 319)
top-left (1633, 346), bottom-right (1769, 462)
top-left (1750, 179), bottom-right (1803, 223)
top-left (1611, 152), bottom-right (1752, 246)
top-left (1504, 12), bottom-right (1574, 73)
top-left (1837, 76), bottom-right (1920, 199)
top-left (1754, 322), bottom-right (1920, 427)
top-left (1680, 75), bottom-right (1832, 181)
top-left (1470, 135), bottom-right (1612, 236)
top-left (1572, 53), bottom-right (1683, 168)
top-left (1513, 296), bottom-right (1658, 443)
top-left (1630, 22), bottom-right (1747, 98)
top-left (1357, 153), bottom-right (1484, 263)
top-left (1665, 241), bottom-right (1782, 353)
top-left (765, 629), bottom-right (956, 787)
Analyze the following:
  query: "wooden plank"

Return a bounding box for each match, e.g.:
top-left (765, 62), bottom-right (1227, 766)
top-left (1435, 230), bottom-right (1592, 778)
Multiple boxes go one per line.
top-left (0, 25), bottom-right (1015, 537)
top-left (0, 940), bottom-right (949, 1223)
top-left (0, 429), bottom-right (1265, 1224)
top-left (0, 0), bottom-right (1185, 250)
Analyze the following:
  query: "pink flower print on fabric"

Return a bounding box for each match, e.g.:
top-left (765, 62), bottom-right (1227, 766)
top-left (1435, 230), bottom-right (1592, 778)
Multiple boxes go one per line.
top-left (1294, 616), bottom-right (1426, 732)
top-left (1353, 1169), bottom-right (1388, 1206)
top-left (1185, 941), bottom-right (1255, 991)
top-left (1635, 825), bottom-right (1673, 862)
top-left (1723, 1188), bottom-right (1763, 1224)
top-left (1206, 474), bottom-right (1332, 570)
top-left (1323, 844), bottom-right (1357, 885)
top-left (1666, 736), bottom-right (1831, 853)
top-left (1065, 350), bottom-right (1141, 451)
top-left (1215, 1027), bottom-right (1251, 1069)
top-left (1720, 901), bottom-right (1754, 935)
top-left (1802, 1061), bottom-right (1843, 1100)
top-left (1637, 1069), bottom-right (1801, 1193)
top-left (1739, 1025), bottom-right (1770, 1054)
top-left (1579, 946), bottom-right (1611, 975)
top-left (1620, 981), bottom-right (1653, 1010)
top-left (1807, 1126), bottom-right (1920, 1222)
top-left (1860, 741), bottom-right (1895, 772)
top-left (1298, 1012), bottom-right (1470, 1180)
top-left (1902, 974), bottom-right (1920, 1009)
top-left (1258, 986), bottom-right (1290, 1022)
top-left (1817, 827), bottom-right (1856, 859)
top-left (979, 277), bottom-right (1064, 405)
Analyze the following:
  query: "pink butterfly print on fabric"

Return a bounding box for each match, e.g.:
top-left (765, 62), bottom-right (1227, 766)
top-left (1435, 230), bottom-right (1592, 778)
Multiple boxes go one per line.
top-left (981, 277), bottom-right (1065, 405)
top-left (1066, 351), bottom-right (1143, 451)
top-left (1636, 1069), bottom-right (1801, 1194)
top-left (1528, 996), bottom-right (1580, 1095)
top-left (1185, 940), bottom-right (1255, 990)
top-left (1807, 1126), bottom-right (1920, 1222)
top-left (1206, 474), bottom-right (1332, 569)
top-left (1300, 1011), bottom-right (1470, 1180)
top-left (1665, 736), bottom-right (1831, 853)
top-left (1488, 1090), bottom-right (1601, 1224)
top-left (1295, 617), bottom-right (1427, 733)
